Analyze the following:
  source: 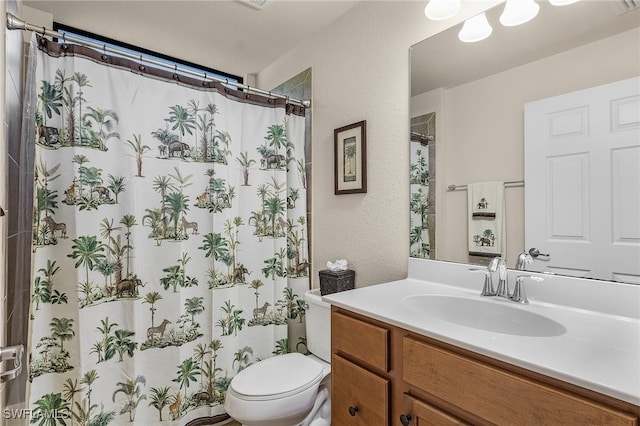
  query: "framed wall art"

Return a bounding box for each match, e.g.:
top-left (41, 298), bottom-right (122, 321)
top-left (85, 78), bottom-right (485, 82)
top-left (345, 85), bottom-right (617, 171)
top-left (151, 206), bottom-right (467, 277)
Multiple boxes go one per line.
top-left (334, 120), bottom-right (367, 194)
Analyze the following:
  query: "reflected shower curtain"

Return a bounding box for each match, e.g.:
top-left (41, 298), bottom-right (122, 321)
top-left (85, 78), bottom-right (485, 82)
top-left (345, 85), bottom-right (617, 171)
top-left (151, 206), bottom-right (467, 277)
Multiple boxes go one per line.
top-left (27, 35), bottom-right (309, 425)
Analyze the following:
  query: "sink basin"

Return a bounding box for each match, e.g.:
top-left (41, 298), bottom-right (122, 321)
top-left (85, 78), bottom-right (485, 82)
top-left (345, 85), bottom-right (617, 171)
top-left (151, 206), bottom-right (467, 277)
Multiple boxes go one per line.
top-left (402, 294), bottom-right (566, 337)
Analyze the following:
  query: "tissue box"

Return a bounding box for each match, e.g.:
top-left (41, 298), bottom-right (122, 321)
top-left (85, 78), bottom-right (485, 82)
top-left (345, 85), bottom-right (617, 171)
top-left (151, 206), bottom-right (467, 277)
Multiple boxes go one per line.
top-left (319, 269), bottom-right (355, 295)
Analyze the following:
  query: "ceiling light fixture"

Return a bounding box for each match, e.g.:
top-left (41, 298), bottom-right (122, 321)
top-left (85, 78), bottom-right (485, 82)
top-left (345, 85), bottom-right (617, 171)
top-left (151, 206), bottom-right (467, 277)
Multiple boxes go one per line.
top-left (548, 0), bottom-right (581, 5)
top-left (458, 12), bottom-right (493, 43)
top-left (424, 0), bottom-right (461, 21)
top-left (237, 0), bottom-right (271, 10)
top-left (499, 0), bottom-right (540, 26)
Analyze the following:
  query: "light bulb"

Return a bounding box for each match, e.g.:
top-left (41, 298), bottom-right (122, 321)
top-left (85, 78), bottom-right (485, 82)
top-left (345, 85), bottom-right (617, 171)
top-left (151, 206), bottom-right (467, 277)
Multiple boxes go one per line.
top-left (458, 12), bottom-right (493, 43)
top-left (424, 0), bottom-right (461, 21)
top-left (499, 0), bottom-right (540, 27)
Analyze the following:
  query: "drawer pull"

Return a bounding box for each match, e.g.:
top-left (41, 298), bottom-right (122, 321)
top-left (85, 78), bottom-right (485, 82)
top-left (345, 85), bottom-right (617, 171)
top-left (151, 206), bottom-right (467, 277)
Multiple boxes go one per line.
top-left (400, 413), bottom-right (412, 425)
top-left (348, 406), bottom-right (359, 416)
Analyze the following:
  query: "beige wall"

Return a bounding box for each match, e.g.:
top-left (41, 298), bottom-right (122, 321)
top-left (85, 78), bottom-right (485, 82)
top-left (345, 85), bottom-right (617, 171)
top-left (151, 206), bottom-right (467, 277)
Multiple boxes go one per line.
top-left (258, 1), bottom-right (501, 287)
top-left (412, 28), bottom-right (640, 267)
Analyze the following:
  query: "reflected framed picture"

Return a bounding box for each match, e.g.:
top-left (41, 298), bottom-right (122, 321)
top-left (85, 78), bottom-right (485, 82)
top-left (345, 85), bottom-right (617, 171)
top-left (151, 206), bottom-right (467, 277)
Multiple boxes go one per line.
top-left (334, 120), bottom-right (367, 194)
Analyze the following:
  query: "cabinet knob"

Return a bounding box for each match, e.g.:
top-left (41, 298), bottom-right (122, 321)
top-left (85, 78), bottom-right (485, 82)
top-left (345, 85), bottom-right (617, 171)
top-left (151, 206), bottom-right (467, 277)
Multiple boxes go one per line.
top-left (400, 413), bottom-right (412, 426)
top-left (348, 406), bottom-right (359, 416)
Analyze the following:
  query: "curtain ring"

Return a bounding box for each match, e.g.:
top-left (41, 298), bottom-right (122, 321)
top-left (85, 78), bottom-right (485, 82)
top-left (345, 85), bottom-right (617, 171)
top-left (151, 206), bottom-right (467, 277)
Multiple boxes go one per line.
top-left (41, 26), bottom-right (46, 36)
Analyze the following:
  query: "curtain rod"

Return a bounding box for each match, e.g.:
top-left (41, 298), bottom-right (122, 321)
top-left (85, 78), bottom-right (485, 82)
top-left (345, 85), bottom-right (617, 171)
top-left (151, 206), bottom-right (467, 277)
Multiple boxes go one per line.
top-left (447, 180), bottom-right (524, 191)
top-left (6, 13), bottom-right (311, 108)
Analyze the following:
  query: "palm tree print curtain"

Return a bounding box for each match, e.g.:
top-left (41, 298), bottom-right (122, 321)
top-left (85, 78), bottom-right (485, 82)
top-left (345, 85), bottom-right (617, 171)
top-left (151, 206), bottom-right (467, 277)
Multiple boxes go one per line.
top-left (28, 36), bottom-right (310, 425)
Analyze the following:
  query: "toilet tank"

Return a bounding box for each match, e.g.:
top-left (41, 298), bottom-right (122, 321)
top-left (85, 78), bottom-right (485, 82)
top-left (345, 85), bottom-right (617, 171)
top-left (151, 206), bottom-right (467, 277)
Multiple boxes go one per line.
top-left (304, 289), bottom-right (331, 362)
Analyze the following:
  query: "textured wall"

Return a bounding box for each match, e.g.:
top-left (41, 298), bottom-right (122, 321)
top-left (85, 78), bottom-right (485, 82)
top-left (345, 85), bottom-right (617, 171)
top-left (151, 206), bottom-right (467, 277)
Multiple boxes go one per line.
top-left (257, 1), bottom-right (499, 288)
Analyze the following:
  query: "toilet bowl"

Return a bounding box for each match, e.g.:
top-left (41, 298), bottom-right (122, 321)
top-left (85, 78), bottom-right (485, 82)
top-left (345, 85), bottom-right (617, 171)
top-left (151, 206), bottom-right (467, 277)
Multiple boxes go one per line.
top-left (224, 289), bottom-right (331, 426)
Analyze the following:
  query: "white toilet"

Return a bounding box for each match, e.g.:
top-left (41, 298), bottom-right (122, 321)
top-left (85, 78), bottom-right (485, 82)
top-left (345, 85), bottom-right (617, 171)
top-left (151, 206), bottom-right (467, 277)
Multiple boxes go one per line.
top-left (224, 289), bottom-right (331, 426)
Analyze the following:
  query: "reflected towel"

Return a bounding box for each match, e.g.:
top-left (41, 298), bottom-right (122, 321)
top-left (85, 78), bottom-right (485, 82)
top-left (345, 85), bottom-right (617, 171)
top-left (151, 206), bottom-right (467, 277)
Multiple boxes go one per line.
top-left (468, 182), bottom-right (506, 257)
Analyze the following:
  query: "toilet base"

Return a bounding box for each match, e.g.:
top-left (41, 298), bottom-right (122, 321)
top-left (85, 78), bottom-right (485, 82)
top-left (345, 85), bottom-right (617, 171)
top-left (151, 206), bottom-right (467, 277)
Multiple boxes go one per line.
top-left (300, 386), bottom-right (330, 426)
top-left (235, 385), bottom-right (330, 426)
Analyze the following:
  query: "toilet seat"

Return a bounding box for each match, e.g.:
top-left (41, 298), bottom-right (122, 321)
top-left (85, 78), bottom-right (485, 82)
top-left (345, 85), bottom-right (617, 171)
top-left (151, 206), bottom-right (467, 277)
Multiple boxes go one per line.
top-left (230, 353), bottom-right (325, 401)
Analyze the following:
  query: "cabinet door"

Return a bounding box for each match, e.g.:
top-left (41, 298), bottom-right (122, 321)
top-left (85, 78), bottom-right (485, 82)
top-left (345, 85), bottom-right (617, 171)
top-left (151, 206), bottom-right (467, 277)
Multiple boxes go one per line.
top-left (332, 354), bottom-right (389, 425)
top-left (332, 310), bottom-right (390, 372)
top-left (401, 395), bottom-right (469, 426)
top-left (403, 337), bottom-right (638, 426)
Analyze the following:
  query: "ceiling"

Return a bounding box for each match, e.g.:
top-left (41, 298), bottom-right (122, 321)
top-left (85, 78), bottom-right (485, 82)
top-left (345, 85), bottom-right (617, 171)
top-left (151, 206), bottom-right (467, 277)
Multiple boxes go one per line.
top-left (22, 0), bottom-right (362, 77)
top-left (411, 0), bottom-right (640, 96)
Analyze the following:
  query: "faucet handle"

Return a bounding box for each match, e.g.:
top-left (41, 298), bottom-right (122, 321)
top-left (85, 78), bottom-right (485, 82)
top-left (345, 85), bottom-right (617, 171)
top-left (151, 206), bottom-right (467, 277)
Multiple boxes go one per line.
top-left (511, 275), bottom-right (544, 304)
top-left (469, 268), bottom-right (495, 296)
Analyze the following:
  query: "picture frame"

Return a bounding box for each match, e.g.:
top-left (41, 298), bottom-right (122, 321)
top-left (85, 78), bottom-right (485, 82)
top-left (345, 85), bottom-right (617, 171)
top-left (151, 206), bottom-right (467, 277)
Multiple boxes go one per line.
top-left (334, 120), bottom-right (367, 194)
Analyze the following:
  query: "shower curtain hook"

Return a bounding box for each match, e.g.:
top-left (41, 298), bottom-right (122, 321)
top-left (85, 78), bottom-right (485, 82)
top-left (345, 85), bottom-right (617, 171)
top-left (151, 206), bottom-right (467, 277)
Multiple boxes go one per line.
top-left (41, 26), bottom-right (46, 36)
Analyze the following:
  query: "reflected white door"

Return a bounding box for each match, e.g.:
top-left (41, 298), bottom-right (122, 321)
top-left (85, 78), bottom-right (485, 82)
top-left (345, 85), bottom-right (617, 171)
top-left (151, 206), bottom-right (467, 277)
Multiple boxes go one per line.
top-left (524, 77), bottom-right (640, 283)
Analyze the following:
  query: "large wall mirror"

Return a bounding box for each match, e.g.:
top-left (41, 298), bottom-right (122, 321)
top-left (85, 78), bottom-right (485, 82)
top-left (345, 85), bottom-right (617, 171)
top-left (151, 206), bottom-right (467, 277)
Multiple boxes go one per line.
top-left (410, 0), bottom-right (640, 283)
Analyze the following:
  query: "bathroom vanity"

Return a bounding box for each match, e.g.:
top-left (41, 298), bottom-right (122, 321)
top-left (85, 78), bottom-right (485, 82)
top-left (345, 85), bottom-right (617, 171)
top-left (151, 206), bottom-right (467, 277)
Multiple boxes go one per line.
top-left (325, 259), bottom-right (640, 425)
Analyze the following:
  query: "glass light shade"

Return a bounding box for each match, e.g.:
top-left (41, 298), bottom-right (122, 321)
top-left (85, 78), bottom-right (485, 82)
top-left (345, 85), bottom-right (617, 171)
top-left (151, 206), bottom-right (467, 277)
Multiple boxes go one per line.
top-left (549, 0), bottom-right (580, 5)
top-left (458, 12), bottom-right (493, 43)
top-left (499, 0), bottom-right (540, 27)
top-left (424, 0), bottom-right (461, 21)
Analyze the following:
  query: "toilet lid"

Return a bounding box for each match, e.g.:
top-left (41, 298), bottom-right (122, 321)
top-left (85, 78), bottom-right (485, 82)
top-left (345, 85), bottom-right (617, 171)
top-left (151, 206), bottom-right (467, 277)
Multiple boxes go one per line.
top-left (231, 353), bottom-right (325, 400)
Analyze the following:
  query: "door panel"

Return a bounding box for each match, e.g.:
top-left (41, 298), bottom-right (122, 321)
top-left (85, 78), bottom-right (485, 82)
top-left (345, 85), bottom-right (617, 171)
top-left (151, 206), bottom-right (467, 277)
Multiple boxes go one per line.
top-left (525, 77), bottom-right (640, 283)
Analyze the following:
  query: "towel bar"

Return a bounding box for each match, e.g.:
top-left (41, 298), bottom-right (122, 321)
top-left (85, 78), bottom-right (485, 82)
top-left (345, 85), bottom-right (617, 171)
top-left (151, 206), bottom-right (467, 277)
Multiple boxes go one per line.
top-left (447, 180), bottom-right (524, 191)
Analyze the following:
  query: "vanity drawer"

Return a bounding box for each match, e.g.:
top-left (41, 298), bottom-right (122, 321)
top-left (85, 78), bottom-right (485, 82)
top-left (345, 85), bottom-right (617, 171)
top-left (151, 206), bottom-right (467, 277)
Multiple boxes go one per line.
top-left (403, 394), bottom-right (469, 426)
top-left (403, 336), bottom-right (638, 426)
top-left (332, 310), bottom-right (390, 372)
top-left (332, 354), bottom-right (390, 425)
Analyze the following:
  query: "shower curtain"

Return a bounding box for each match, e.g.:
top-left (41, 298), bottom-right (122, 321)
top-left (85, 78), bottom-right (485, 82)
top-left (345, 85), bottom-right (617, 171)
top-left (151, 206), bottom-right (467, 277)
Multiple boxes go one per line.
top-left (27, 34), bottom-right (309, 425)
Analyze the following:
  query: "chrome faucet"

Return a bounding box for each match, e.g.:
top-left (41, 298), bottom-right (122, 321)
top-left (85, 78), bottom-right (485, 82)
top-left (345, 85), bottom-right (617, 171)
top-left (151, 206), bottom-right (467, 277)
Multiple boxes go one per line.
top-left (511, 275), bottom-right (544, 304)
top-left (515, 252), bottom-right (534, 270)
top-left (472, 258), bottom-right (544, 304)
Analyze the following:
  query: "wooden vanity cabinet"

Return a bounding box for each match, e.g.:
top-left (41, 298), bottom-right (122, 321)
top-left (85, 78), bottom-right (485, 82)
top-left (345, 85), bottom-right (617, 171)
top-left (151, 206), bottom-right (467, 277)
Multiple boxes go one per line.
top-left (331, 307), bottom-right (640, 426)
top-left (331, 310), bottom-right (392, 425)
top-left (402, 395), bottom-right (470, 426)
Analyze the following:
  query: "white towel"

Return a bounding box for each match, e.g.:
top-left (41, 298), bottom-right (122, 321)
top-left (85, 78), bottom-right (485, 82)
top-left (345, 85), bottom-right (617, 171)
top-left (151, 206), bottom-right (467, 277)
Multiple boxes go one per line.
top-left (468, 182), bottom-right (506, 258)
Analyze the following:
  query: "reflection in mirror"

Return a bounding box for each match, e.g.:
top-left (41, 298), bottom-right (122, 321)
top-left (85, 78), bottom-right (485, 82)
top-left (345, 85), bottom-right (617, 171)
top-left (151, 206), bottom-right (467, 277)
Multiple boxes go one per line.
top-left (410, 0), bottom-right (640, 284)
top-left (410, 113), bottom-right (436, 259)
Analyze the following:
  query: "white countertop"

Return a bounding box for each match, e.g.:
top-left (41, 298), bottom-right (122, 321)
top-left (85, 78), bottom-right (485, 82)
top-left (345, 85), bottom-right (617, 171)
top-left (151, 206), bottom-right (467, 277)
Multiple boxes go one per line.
top-left (323, 262), bottom-right (640, 406)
